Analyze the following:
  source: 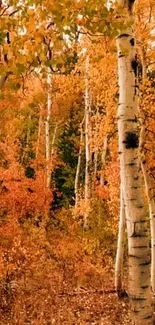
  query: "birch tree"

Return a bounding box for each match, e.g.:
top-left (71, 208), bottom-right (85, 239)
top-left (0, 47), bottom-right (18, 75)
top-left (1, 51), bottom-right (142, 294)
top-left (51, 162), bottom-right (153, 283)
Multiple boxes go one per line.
top-left (75, 118), bottom-right (84, 209)
top-left (45, 67), bottom-right (52, 188)
top-left (115, 187), bottom-right (126, 295)
top-left (117, 0), bottom-right (153, 323)
top-left (84, 55), bottom-right (91, 229)
top-left (51, 123), bottom-right (58, 157)
top-left (36, 104), bottom-right (43, 159)
top-left (92, 107), bottom-right (100, 190)
top-left (140, 121), bottom-right (155, 296)
top-left (138, 46), bottom-right (155, 296)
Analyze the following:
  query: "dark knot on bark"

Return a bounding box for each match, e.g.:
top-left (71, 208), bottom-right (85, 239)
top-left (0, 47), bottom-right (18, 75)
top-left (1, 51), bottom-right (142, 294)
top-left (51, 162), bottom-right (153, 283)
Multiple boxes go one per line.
top-left (123, 132), bottom-right (139, 149)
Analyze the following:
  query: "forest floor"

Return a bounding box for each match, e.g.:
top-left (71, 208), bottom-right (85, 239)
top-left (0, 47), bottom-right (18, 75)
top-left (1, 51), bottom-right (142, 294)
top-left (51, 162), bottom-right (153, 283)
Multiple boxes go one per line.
top-left (0, 254), bottom-right (130, 325)
top-left (0, 282), bottom-right (130, 325)
top-left (49, 286), bottom-right (130, 325)
top-left (0, 213), bottom-right (130, 325)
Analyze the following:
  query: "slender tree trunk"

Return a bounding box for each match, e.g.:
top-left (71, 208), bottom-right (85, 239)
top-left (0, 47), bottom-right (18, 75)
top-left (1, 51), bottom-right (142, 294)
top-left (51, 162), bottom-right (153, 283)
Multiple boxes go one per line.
top-left (51, 123), bottom-right (58, 157)
top-left (92, 106), bottom-right (99, 189)
top-left (84, 55), bottom-right (91, 229)
top-left (36, 104), bottom-right (43, 159)
top-left (45, 67), bottom-right (52, 188)
top-left (117, 0), bottom-right (153, 323)
top-left (115, 186), bottom-right (126, 294)
top-left (75, 118), bottom-right (84, 209)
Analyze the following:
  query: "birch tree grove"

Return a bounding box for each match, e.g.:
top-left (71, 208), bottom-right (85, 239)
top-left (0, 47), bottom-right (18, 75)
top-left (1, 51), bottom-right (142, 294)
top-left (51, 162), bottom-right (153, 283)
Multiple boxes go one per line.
top-left (117, 0), bottom-right (153, 323)
top-left (1, 1), bottom-right (155, 324)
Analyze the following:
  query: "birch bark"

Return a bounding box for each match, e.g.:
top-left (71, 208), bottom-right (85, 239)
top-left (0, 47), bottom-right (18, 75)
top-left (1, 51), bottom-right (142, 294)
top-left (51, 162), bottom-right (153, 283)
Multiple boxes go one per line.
top-left (45, 67), bottom-right (52, 188)
top-left (115, 187), bottom-right (126, 294)
top-left (51, 123), bottom-right (58, 157)
top-left (139, 49), bottom-right (155, 295)
top-left (84, 55), bottom-right (91, 229)
top-left (75, 118), bottom-right (84, 209)
top-left (117, 0), bottom-right (153, 323)
top-left (92, 107), bottom-right (99, 190)
top-left (140, 124), bottom-right (155, 295)
top-left (36, 104), bottom-right (43, 159)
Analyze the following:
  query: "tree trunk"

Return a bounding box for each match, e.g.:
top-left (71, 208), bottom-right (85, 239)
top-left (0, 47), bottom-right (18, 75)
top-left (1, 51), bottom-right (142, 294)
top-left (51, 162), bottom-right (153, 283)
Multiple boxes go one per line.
top-left (139, 47), bottom-right (155, 296)
top-left (45, 67), bottom-right (52, 188)
top-left (84, 55), bottom-right (91, 229)
top-left (51, 123), bottom-right (58, 157)
top-left (75, 118), bottom-right (84, 209)
top-left (115, 187), bottom-right (126, 294)
top-left (117, 0), bottom-right (153, 323)
top-left (140, 123), bottom-right (155, 295)
top-left (36, 104), bottom-right (43, 159)
top-left (92, 106), bottom-right (99, 190)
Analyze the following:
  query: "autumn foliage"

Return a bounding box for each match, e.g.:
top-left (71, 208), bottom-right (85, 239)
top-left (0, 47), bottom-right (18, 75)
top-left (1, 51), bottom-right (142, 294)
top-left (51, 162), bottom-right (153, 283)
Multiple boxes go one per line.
top-left (0, 0), bottom-right (154, 324)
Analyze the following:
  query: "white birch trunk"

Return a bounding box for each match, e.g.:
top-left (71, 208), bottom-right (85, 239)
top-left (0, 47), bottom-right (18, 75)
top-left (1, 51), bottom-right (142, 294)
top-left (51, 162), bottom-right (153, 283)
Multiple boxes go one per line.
top-left (92, 107), bottom-right (99, 189)
top-left (45, 67), bottom-right (52, 188)
top-left (84, 55), bottom-right (91, 229)
top-left (139, 48), bottom-right (155, 296)
top-left (117, 0), bottom-right (153, 323)
top-left (140, 124), bottom-right (155, 295)
top-left (75, 118), bottom-right (84, 209)
top-left (36, 105), bottom-right (43, 159)
top-left (115, 187), bottom-right (126, 294)
top-left (51, 123), bottom-right (58, 157)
